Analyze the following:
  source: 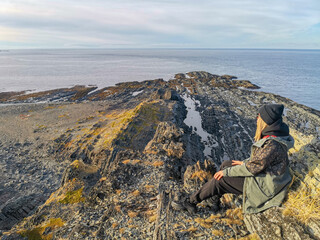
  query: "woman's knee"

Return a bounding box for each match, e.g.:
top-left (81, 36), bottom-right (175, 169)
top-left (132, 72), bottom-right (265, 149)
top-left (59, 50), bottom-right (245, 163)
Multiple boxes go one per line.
top-left (220, 160), bottom-right (233, 170)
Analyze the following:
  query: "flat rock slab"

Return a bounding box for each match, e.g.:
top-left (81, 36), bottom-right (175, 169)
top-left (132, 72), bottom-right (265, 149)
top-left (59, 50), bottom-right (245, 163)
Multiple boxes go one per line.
top-left (244, 207), bottom-right (320, 240)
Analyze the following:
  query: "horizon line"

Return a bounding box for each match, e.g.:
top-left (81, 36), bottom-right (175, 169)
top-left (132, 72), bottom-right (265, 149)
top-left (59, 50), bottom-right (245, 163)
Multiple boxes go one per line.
top-left (1, 47), bottom-right (320, 51)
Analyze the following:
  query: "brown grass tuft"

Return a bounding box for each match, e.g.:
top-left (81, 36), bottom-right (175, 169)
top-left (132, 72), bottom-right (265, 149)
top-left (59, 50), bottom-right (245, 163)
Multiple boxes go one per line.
top-left (152, 161), bottom-right (164, 167)
top-left (211, 229), bottom-right (224, 236)
top-left (131, 159), bottom-right (141, 164)
top-left (115, 205), bottom-right (121, 212)
top-left (225, 208), bottom-right (244, 221)
top-left (238, 233), bottom-right (261, 240)
top-left (128, 211), bottom-right (139, 218)
top-left (122, 159), bottom-right (141, 165)
top-left (149, 215), bottom-right (157, 222)
top-left (116, 189), bottom-right (122, 194)
top-left (144, 185), bottom-right (155, 190)
top-left (144, 209), bottom-right (156, 216)
top-left (194, 218), bottom-right (212, 228)
top-left (191, 169), bottom-right (213, 182)
top-left (220, 218), bottom-right (243, 226)
top-left (99, 177), bottom-right (107, 182)
top-left (131, 190), bottom-right (140, 197)
top-left (183, 226), bottom-right (198, 232)
top-left (173, 223), bottom-right (181, 228)
top-left (194, 214), bottom-right (221, 229)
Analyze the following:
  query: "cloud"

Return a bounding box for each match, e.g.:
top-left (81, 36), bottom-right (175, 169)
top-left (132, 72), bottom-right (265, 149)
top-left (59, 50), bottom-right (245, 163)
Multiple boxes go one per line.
top-left (0, 0), bottom-right (319, 48)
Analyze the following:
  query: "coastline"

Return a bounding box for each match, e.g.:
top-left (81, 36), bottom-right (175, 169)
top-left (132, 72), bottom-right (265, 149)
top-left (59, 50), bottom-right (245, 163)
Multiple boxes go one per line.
top-left (1, 48), bottom-right (319, 110)
top-left (1, 71), bottom-right (319, 239)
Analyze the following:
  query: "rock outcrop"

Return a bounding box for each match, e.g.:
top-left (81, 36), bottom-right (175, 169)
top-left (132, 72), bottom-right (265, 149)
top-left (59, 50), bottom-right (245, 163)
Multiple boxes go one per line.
top-left (0, 71), bottom-right (319, 239)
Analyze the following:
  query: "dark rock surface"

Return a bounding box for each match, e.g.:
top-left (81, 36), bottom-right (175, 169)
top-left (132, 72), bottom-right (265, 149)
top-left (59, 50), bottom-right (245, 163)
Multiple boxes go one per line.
top-left (0, 71), bottom-right (319, 239)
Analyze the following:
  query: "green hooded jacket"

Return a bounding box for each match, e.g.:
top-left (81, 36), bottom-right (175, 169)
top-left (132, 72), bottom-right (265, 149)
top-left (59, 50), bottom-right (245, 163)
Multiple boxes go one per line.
top-left (222, 135), bottom-right (295, 214)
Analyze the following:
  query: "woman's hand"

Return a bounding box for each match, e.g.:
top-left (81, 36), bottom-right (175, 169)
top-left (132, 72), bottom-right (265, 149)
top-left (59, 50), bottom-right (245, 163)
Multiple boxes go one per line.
top-left (214, 170), bottom-right (224, 180)
top-left (232, 160), bottom-right (243, 166)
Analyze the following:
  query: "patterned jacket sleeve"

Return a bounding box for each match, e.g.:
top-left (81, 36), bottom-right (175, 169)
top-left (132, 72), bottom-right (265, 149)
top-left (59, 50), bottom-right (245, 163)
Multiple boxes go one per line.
top-left (222, 140), bottom-right (279, 177)
top-left (245, 140), bottom-right (277, 175)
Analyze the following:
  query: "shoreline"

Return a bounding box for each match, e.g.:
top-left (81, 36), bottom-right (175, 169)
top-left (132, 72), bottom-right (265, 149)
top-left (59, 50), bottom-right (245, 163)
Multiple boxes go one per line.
top-left (1, 49), bottom-right (319, 110)
top-left (1, 84), bottom-right (319, 112)
top-left (1, 71), bottom-right (319, 239)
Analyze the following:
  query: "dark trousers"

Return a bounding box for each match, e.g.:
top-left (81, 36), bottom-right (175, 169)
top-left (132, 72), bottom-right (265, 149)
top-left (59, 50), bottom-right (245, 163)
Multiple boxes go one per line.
top-left (190, 160), bottom-right (244, 204)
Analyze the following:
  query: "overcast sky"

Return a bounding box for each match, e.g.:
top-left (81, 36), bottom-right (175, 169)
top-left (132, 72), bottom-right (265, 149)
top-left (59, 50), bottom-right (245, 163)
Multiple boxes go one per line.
top-left (1, 0), bottom-right (319, 49)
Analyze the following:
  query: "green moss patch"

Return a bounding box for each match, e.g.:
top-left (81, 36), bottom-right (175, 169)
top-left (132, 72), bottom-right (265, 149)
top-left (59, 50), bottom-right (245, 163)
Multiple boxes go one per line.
top-left (59, 187), bottom-right (85, 204)
top-left (19, 218), bottom-right (65, 240)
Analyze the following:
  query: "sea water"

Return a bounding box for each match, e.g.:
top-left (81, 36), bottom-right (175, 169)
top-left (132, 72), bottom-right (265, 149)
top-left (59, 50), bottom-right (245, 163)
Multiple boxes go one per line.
top-left (0, 49), bottom-right (319, 110)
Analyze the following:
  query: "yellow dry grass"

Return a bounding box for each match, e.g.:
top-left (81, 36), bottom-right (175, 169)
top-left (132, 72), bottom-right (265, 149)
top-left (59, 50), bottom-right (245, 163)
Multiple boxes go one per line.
top-left (149, 215), bottom-right (157, 223)
top-left (173, 223), bottom-right (181, 228)
top-left (152, 161), bottom-right (164, 167)
top-left (144, 209), bottom-right (156, 216)
top-left (194, 218), bottom-right (212, 228)
top-left (191, 169), bottom-right (213, 182)
top-left (144, 184), bottom-right (155, 190)
top-left (128, 211), bottom-right (139, 218)
top-left (122, 159), bottom-right (141, 165)
top-left (225, 208), bottom-right (244, 221)
top-left (70, 103), bottom-right (145, 153)
top-left (99, 177), bottom-right (107, 182)
top-left (193, 214), bottom-right (221, 229)
top-left (115, 205), bottom-right (121, 212)
top-left (220, 218), bottom-right (243, 226)
top-left (238, 233), bottom-right (261, 240)
top-left (211, 229), bottom-right (224, 236)
top-left (131, 190), bottom-right (140, 197)
top-left (182, 226), bottom-right (198, 232)
top-left (116, 189), bottom-right (122, 194)
top-left (283, 182), bottom-right (320, 224)
top-left (144, 149), bottom-right (159, 155)
top-left (58, 114), bottom-right (69, 118)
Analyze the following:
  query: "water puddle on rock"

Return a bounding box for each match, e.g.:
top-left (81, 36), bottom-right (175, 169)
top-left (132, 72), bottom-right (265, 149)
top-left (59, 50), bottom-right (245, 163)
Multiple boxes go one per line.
top-left (181, 93), bottom-right (218, 157)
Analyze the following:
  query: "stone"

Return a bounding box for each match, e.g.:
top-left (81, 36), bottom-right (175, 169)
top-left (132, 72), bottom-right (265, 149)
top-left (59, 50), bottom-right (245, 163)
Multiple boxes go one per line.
top-left (0, 71), bottom-right (319, 240)
top-left (244, 208), bottom-right (312, 240)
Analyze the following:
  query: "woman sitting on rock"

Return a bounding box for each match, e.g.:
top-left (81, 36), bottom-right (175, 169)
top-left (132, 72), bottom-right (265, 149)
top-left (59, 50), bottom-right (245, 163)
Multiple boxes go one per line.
top-left (172, 104), bottom-right (294, 214)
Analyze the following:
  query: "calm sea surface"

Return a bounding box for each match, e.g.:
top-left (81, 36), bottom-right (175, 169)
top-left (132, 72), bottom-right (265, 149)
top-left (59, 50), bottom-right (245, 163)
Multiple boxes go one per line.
top-left (0, 49), bottom-right (319, 110)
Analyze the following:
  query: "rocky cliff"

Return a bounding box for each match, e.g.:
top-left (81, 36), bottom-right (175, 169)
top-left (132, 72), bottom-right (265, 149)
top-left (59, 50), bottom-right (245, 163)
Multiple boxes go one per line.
top-left (0, 71), bottom-right (319, 240)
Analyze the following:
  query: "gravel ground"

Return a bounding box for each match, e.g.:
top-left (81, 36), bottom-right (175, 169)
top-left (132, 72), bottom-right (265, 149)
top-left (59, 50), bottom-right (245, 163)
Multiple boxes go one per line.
top-left (0, 101), bottom-right (109, 231)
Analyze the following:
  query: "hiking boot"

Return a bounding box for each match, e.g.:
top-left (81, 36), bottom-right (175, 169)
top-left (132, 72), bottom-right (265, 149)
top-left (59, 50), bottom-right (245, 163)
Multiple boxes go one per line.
top-left (171, 198), bottom-right (197, 214)
top-left (202, 196), bottom-right (221, 213)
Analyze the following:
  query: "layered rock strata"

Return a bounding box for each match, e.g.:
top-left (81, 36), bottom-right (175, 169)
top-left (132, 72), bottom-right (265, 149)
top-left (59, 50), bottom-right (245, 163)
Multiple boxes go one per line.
top-left (0, 71), bottom-right (319, 240)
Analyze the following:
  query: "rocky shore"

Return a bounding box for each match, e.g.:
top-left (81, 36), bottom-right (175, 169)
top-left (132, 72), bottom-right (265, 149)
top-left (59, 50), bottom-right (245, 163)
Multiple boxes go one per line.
top-left (0, 71), bottom-right (319, 239)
